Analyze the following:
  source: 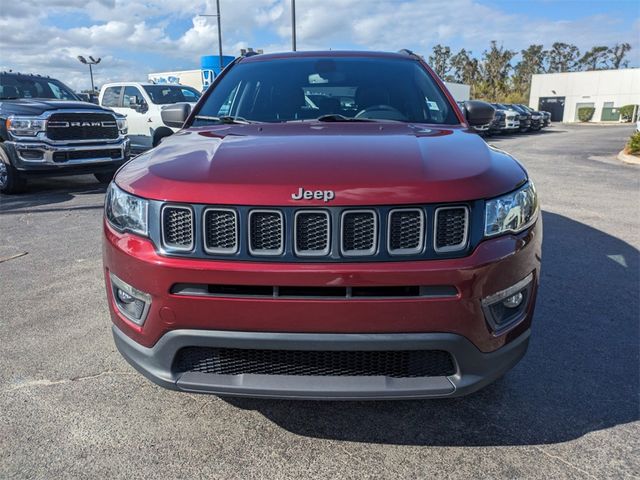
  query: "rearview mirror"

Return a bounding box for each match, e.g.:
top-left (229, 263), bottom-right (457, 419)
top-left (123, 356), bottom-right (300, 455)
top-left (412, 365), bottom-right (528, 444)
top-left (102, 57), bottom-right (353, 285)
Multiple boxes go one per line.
top-left (462, 100), bottom-right (495, 127)
top-left (161, 103), bottom-right (191, 129)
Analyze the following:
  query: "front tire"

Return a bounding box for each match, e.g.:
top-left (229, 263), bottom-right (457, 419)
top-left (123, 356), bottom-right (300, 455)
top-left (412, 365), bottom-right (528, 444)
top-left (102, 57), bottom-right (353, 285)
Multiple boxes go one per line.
top-left (0, 146), bottom-right (27, 194)
top-left (94, 171), bottom-right (116, 184)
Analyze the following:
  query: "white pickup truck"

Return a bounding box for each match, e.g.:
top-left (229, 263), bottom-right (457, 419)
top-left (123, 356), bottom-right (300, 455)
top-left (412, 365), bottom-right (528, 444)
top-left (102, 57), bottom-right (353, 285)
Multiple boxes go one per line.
top-left (98, 82), bottom-right (201, 152)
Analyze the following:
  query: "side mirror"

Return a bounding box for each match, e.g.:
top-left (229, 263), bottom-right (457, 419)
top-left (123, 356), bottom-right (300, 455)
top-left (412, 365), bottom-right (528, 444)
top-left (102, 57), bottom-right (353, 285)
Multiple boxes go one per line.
top-left (161, 103), bottom-right (191, 128)
top-left (135, 101), bottom-right (148, 114)
top-left (463, 100), bottom-right (495, 127)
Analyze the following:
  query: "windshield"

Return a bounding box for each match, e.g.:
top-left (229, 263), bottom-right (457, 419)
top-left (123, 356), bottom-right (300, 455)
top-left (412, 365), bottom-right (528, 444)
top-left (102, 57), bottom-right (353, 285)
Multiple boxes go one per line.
top-left (193, 56), bottom-right (459, 125)
top-left (143, 85), bottom-right (201, 104)
top-left (0, 74), bottom-right (78, 100)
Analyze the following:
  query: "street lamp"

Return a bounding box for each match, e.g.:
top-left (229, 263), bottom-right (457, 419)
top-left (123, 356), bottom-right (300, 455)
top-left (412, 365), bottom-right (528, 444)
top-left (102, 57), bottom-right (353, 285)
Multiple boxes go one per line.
top-left (291, 0), bottom-right (296, 51)
top-left (199, 0), bottom-right (224, 73)
top-left (77, 56), bottom-right (101, 93)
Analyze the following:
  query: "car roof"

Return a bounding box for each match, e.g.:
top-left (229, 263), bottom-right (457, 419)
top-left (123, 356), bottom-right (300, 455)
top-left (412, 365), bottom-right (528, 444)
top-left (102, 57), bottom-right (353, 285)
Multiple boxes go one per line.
top-left (239, 50), bottom-right (419, 63)
top-left (1, 72), bottom-right (53, 78)
top-left (102, 82), bottom-right (157, 87)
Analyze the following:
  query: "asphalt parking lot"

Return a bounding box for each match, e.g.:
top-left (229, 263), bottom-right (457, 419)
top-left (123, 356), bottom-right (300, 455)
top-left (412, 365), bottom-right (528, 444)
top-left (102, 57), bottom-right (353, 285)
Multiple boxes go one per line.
top-left (1, 124), bottom-right (638, 479)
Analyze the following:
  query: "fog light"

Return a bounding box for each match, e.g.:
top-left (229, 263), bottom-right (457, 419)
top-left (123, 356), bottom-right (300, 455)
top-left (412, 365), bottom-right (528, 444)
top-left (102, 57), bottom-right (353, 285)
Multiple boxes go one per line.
top-left (503, 292), bottom-right (523, 308)
top-left (109, 273), bottom-right (151, 326)
top-left (482, 273), bottom-right (534, 334)
top-left (116, 289), bottom-right (135, 304)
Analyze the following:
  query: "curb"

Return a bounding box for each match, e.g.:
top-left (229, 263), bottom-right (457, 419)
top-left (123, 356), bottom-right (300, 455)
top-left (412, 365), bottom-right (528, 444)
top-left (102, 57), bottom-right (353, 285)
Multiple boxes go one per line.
top-left (617, 149), bottom-right (640, 165)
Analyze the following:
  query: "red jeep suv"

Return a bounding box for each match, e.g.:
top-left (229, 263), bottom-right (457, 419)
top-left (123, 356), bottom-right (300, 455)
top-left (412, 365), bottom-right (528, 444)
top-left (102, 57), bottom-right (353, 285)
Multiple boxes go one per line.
top-left (103, 50), bottom-right (541, 400)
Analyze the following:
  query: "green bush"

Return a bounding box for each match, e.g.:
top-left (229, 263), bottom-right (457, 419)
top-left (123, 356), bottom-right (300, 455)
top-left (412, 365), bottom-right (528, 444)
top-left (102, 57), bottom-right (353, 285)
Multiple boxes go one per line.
top-left (577, 107), bottom-right (595, 122)
top-left (619, 105), bottom-right (636, 122)
top-left (627, 132), bottom-right (640, 155)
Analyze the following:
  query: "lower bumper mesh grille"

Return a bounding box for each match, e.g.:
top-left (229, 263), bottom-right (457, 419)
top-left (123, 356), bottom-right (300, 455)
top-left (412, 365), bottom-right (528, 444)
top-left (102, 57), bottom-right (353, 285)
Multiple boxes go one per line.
top-left (174, 347), bottom-right (456, 378)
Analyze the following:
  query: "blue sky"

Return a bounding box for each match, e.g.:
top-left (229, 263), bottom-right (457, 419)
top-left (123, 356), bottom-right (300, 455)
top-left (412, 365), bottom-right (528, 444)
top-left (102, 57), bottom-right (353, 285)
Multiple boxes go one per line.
top-left (1, 0), bottom-right (638, 90)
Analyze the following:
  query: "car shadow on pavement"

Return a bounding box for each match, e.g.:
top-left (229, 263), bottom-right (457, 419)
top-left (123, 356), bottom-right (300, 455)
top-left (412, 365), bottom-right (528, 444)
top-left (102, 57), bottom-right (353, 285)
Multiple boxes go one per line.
top-left (222, 211), bottom-right (639, 446)
top-left (0, 176), bottom-right (106, 213)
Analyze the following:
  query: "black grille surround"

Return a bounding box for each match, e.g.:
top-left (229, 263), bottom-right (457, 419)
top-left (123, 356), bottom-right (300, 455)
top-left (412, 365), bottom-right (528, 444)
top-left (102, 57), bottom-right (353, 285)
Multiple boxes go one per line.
top-left (174, 347), bottom-right (456, 378)
top-left (151, 201), bottom-right (483, 262)
top-left (46, 112), bottom-right (119, 141)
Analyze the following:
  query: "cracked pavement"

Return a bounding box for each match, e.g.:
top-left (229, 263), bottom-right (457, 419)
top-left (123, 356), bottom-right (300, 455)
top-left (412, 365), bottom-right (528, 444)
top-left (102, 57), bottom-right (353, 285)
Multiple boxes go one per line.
top-left (1, 124), bottom-right (639, 479)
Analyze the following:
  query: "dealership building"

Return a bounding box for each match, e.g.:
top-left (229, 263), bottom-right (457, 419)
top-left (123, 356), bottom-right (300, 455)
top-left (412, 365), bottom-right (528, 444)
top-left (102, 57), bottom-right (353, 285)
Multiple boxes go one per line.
top-left (529, 68), bottom-right (640, 122)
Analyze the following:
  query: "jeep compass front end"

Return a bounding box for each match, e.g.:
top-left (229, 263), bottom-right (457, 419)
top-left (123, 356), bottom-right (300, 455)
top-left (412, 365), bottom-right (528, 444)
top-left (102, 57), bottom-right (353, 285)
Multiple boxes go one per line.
top-left (103, 50), bottom-right (541, 400)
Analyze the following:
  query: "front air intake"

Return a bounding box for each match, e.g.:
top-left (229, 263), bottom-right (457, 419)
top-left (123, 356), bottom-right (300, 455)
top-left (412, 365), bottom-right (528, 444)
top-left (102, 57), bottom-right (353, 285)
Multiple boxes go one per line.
top-left (434, 206), bottom-right (468, 252)
top-left (161, 205), bottom-right (194, 251)
top-left (341, 210), bottom-right (377, 256)
top-left (203, 208), bottom-right (238, 254)
top-left (248, 210), bottom-right (284, 256)
top-left (294, 210), bottom-right (330, 256)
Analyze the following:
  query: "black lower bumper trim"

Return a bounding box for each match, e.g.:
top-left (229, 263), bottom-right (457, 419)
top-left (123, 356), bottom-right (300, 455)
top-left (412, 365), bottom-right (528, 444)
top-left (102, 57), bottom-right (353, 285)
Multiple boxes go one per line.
top-left (112, 326), bottom-right (530, 400)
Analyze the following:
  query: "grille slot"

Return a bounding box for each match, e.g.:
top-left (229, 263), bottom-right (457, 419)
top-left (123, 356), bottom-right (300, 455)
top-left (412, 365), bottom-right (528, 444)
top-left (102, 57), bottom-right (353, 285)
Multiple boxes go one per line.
top-left (388, 209), bottom-right (424, 255)
top-left (294, 210), bottom-right (330, 256)
top-left (162, 206), bottom-right (194, 251)
top-left (248, 210), bottom-right (284, 256)
top-left (174, 347), bottom-right (456, 378)
top-left (203, 208), bottom-right (238, 254)
top-left (341, 210), bottom-right (377, 256)
top-left (434, 206), bottom-right (468, 252)
top-left (46, 112), bottom-right (119, 141)
top-left (171, 283), bottom-right (457, 299)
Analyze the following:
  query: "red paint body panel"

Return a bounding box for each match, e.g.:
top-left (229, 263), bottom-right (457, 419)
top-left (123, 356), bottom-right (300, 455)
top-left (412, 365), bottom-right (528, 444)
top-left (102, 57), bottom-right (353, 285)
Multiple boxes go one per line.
top-left (116, 124), bottom-right (526, 206)
top-left (103, 219), bottom-right (541, 352)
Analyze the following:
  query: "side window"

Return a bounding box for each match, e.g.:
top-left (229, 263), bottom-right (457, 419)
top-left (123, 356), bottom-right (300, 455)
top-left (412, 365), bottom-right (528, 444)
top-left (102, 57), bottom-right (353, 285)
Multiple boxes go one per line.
top-left (102, 87), bottom-right (122, 107)
top-left (123, 86), bottom-right (144, 108)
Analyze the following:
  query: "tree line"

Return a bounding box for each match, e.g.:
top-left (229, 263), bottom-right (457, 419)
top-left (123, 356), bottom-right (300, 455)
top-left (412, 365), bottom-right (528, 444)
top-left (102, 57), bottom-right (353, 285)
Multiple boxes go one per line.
top-left (428, 42), bottom-right (633, 103)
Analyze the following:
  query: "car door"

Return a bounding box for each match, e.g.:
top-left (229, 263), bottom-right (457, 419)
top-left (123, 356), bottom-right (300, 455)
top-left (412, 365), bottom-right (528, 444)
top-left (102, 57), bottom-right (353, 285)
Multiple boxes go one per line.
top-left (122, 86), bottom-right (153, 151)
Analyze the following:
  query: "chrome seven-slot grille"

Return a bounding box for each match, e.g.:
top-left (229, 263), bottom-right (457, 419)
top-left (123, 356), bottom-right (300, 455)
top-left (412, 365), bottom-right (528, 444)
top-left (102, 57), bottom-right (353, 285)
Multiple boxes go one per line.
top-left (160, 204), bottom-right (470, 260)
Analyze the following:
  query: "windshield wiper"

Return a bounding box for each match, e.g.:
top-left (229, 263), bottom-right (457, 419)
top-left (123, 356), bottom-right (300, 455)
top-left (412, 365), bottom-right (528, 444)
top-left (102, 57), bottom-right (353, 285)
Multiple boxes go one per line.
top-left (0, 96), bottom-right (19, 100)
top-left (314, 114), bottom-right (379, 122)
top-left (194, 115), bottom-right (255, 124)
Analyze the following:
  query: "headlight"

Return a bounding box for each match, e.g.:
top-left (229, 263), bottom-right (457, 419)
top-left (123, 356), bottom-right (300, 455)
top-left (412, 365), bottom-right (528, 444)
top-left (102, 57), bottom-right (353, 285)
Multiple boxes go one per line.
top-left (105, 183), bottom-right (148, 236)
top-left (6, 116), bottom-right (46, 136)
top-left (116, 117), bottom-right (128, 134)
top-left (485, 181), bottom-right (538, 237)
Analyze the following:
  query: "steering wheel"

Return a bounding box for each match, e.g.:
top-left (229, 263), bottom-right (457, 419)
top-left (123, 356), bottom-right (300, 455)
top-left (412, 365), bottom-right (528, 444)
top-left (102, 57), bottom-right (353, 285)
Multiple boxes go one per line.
top-left (355, 104), bottom-right (406, 121)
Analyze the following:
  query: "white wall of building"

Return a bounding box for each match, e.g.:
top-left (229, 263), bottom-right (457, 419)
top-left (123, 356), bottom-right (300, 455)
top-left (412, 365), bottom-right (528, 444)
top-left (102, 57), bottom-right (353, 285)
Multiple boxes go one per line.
top-left (148, 70), bottom-right (204, 91)
top-left (529, 68), bottom-right (640, 122)
top-left (444, 82), bottom-right (471, 102)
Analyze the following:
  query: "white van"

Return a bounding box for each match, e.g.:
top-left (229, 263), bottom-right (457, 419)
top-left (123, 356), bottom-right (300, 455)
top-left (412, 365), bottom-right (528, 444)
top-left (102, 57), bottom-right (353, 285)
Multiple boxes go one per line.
top-left (98, 82), bottom-right (201, 152)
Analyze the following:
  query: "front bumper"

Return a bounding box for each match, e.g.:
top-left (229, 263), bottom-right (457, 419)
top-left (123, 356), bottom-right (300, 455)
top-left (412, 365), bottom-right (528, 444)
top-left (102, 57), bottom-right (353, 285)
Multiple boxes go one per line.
top-left (113, 325), bottom-right (530, 400)
top-left (104, 215), bottom-right (541, 398)
top-left (5, 137), bottom-right (130, 174)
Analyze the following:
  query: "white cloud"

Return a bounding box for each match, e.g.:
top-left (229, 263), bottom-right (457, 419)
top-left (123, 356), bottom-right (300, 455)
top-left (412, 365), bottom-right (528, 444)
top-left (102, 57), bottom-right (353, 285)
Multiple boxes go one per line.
top-left (0, 0), bottom-right (637, 91)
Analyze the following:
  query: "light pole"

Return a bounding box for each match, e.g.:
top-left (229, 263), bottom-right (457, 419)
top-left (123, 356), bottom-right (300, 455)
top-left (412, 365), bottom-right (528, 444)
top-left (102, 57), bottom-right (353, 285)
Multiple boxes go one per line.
top-left (77, 56), bottom-right (101, 93)
top-left (291, 0), bottom-right (296, 51)
top-left (199, 0), bottom-right (223, 73)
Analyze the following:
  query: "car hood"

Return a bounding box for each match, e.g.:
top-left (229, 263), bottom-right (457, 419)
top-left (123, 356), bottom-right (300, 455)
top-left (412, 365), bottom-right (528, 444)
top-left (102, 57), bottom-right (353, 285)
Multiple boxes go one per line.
top-left (117, 123), bottom-right (527, 206)
top-left (0, 99), bottom-right (114, 116)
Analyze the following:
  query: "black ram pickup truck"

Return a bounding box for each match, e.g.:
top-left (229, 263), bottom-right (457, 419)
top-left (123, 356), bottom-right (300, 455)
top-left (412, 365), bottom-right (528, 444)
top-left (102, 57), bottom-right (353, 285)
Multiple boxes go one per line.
top-left (0, 72), bottom-right (129, 194)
